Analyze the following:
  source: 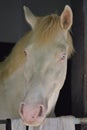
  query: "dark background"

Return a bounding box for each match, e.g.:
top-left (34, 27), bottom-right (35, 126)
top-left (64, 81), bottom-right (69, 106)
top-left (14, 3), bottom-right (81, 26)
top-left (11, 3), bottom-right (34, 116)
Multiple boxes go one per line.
top-left (0, 0), bottom-right (70, 42)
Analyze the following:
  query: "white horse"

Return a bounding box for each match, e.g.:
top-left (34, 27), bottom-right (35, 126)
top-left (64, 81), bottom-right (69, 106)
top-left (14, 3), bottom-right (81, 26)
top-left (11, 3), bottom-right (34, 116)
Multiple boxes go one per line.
top-left (0, 5), bottom-right (74, 127)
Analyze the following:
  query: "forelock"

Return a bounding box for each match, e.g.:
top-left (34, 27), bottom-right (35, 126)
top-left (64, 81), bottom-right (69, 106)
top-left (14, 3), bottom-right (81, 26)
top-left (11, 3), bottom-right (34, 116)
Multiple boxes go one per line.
top-left (32, 14), bottom-right (61, 46)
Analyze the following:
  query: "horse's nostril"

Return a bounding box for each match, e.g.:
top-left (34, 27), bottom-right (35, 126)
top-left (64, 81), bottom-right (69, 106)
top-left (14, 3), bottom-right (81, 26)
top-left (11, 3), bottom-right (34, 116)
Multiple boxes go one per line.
top-left (19, 103), bottom-right (25, 117)
top-left (38, 105), bottom-right (43, 117)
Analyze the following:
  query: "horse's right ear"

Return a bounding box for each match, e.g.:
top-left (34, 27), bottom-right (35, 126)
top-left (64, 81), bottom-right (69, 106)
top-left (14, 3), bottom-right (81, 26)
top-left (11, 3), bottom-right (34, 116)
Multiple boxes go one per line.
top-left (23, 6), bottom-right (37, 28)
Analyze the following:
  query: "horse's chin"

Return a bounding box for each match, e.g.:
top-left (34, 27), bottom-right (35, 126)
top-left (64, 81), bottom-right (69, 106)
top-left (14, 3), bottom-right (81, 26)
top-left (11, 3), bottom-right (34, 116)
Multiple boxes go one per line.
top-left (23, 116), bottom-right (46, 127)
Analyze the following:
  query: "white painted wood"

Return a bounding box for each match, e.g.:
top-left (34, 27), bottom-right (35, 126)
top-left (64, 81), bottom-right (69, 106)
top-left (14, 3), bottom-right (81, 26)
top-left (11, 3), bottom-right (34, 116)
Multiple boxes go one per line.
top-left (11, 116), bottom-right (76, 130)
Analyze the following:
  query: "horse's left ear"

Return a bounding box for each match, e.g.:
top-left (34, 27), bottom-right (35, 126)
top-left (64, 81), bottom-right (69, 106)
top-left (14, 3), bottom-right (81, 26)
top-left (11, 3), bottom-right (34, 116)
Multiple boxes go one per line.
top-left (23, 6), bottom-right (37, 28)
top-left (60, 5), bottom-right (73, 31)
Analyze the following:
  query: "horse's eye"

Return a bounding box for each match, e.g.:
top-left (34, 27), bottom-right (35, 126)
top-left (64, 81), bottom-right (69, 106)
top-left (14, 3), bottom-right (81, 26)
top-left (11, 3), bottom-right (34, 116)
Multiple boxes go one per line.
top-left (60, 53), bottom-right (66, 61)
top-left (56, 52), bottom-right (66, 62)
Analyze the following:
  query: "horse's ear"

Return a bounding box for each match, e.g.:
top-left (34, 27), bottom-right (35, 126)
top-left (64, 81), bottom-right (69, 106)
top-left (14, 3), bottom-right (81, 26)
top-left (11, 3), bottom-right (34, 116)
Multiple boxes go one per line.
top-left (23, 6), bottom-right (37, 28)
top-left (60, 5), bottom-right (73, 31)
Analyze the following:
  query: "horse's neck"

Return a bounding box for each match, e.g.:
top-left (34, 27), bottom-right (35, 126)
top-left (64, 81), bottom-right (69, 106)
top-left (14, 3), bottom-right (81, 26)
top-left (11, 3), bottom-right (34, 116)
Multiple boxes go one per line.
top-left (0, 65), bottom-right (25, 118)
top-left (2, 64), bottom-right (25, 89)
top-left (0, 64), bottom-right (25, 97)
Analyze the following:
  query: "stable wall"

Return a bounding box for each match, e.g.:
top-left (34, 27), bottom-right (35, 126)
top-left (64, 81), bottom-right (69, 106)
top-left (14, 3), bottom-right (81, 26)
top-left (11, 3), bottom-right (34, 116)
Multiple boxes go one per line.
top-left (0, 0), bottom-right (70, 43)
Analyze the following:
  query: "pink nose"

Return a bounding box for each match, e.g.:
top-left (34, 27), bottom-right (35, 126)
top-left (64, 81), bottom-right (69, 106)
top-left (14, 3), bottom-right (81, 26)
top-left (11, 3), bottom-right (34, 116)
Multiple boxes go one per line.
top-left (19, 103), bottom-right (46, 125)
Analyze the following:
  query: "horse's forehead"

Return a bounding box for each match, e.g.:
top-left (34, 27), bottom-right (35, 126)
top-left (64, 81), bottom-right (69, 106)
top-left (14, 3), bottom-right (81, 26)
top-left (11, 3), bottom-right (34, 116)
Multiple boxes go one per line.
top-left (30, 15), bottom-right (63, 47)
top-left (25, 29), bottom-right (67, 59)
